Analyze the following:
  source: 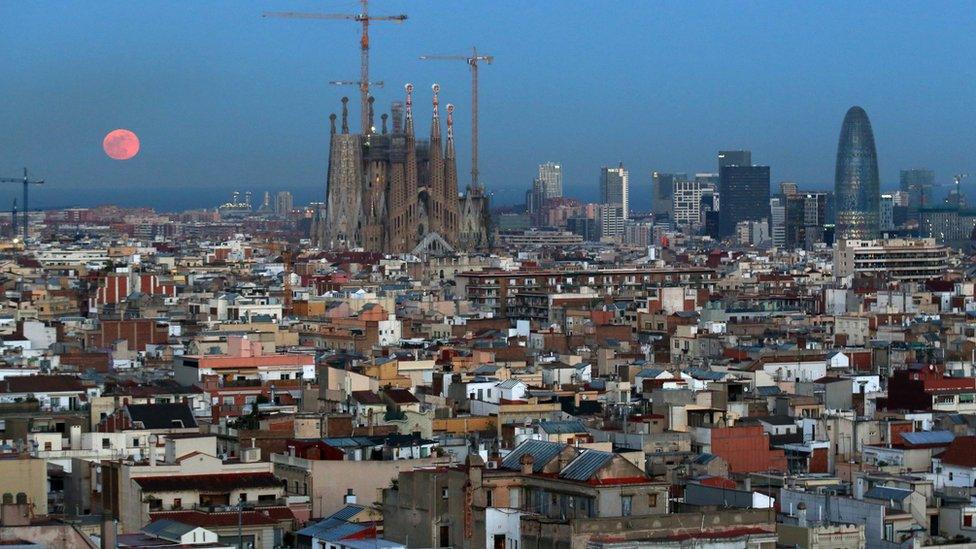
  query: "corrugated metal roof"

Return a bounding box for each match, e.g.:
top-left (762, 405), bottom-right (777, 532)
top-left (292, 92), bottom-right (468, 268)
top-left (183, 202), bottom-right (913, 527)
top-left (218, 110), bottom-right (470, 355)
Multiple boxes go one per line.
top-left (143, 519), bottom-right (195, 542)
top-left (901, 430), bottom-right (955, 446)
top-left (538, 420), bottom-right (588, 434)
top-left (864, 486), bottom-right (912, 502)
top-left (559, 450), bottom-right (613, 481)
top-left (501, 440), bottom-right (565, 472)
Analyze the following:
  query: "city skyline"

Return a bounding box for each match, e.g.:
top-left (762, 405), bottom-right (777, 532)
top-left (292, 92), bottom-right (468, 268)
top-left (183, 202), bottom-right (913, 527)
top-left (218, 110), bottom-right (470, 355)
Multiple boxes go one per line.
top-left (3, 2), bottom-right (976, 212)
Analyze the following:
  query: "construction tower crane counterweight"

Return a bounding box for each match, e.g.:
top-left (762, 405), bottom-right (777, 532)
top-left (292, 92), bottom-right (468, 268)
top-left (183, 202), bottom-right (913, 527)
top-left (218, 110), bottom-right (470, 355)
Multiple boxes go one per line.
top-left (264, 0), bottom-right (407, 135)
top-left (420, 47), bottom-right (494, 191)
top-left (0, 168), bottom-right (44, 246)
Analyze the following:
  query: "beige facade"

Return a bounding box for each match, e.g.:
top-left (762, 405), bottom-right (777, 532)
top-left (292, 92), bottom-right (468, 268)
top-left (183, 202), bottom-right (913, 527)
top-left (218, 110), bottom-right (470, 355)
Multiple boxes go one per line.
top-left (0, 456), bottom-right (48, 516)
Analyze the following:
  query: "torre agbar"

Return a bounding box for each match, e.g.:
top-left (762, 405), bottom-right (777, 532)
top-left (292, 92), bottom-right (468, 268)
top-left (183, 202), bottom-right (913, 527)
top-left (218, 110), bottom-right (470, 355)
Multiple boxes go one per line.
top-left (834, 105), bottom-right (881, 241)
top-left (314, 84), bottom-right (491, 254)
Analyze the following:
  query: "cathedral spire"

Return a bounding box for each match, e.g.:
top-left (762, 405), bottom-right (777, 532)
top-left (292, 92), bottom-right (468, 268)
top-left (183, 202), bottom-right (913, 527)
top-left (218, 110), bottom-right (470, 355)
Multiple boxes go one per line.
top-left (430, 83), bottom-right (441, 141)
top-left (341, 97), bottom-right (349, 134)
top-left (381, 113), bottom-right (388, 135)
top-left (329, 113), bottom-right (337, 135)
top-left (404, 83), bottom-right (414, 137)
top-left (445, 103), bottom-right (455, 158)
top-left (367, 96), bottom-right (375, 133)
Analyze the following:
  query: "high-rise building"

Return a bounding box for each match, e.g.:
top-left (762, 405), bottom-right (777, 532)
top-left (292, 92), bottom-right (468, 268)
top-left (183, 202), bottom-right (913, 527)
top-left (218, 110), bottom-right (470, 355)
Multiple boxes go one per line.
top-left (651, 172), bottom-right (687, 223)
top-left (879, 194), bottom-right (895, 231)
top-left (537, 161), bottom-right (563, 200)
top-left (600, 163), bottom-right (630, 220)
top-left (900, 168), bottom-right (934, 213)
top-left (783, 192), bottom-right (829, 249)
top-left (672, 180), bottom-right (704, 229)
top-left (834, 106), bottom-right (880, 241)
top-left (769, 198), bottom-right (786, 248)
top-left (718, 150), bottom-right (752, 169)
top-left (597, 203), bottom-right (625, 239)
top-left (275, 191), bottom-right (293, 216)
top-left (718, 165), bottom-right (770, 237)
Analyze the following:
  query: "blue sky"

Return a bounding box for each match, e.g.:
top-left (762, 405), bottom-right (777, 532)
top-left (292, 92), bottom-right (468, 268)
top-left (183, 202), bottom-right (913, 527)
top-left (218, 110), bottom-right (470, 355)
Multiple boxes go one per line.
top-left (2, 1), bottom-right (975, 211)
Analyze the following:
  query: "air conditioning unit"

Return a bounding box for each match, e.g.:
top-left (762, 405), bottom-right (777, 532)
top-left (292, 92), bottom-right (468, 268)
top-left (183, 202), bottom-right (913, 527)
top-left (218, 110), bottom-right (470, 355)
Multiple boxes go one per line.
top-left (486, 460), bottom-right (498, 470)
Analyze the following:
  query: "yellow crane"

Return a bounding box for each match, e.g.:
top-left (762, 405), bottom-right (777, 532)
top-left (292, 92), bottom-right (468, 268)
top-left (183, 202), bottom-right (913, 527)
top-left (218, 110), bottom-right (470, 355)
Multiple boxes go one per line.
top-left (419, 47), bottom-right (494, 191)
top-left (264, 0), bottom-right (407, 135)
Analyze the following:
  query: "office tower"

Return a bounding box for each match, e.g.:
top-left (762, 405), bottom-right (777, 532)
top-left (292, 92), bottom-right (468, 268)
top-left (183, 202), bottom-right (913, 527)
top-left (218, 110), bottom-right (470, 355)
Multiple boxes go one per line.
top-left (695, 173), bottom-right (719, 187)
top-left (769, 198), bottom-right (786, 247)
top-left (718, 150), bottom-right (752, 169)
top-left (880, 194), bottom-right (895, 231)
top-left (538, 161), bottom-right (563, 200)
top-left (597, 203), bottom-right (625, 239)
top-left (834, 106), bottom-right (880, 240)
top-left (783, 192), bottom-right (829, 248)
top-left (718, 165), bottom-right (770, 237)
top-left (600, 163), bottom-right (630, 220)
top-left (900, 168), bottom-right (934, 213)
top-left (651, 172), bottom-right (686, 222)
top-left (567, 216), bottom-right (599, 241)
top-left (275, 191), bottom-right (294, 216)
top-left (672, 180), bottom-right (704, 229)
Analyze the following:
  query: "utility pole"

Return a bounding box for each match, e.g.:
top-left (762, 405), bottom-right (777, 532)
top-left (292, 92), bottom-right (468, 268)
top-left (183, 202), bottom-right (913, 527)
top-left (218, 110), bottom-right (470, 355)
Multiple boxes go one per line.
top-left (419, 47), bottom-right (494, 190)
top-left (264, 0), bottom-right (408, 135)
top-left (0, 168), bottom-right (45, 246)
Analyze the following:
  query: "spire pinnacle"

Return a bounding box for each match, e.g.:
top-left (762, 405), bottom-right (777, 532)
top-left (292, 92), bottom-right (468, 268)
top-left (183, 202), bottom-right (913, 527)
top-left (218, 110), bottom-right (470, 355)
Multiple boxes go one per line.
top-left (381, 113), bottom-right (388, 135)
top-left (329, 113), bottom-right (337, 135)
top-left (404, 83), bottom-right (414, 135)
top-left (430, 83), bottom-right (441, 140)
top-left (341, 97), bottom-right (349, 134)
top-left (367, 96), bottom-right (375, 134)
top-left (446, 103), bottom-right (455, 157)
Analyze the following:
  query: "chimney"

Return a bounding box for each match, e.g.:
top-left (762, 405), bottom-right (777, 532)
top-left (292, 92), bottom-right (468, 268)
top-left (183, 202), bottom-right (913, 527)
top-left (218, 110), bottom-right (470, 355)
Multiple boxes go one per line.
top-left (520, 453), bottom-right (534, 475)
top-left (796, 502), bottom-right (807, 527)
top-left (100, 515), bottom-right (117, 549)
top-left (69, 425), bottom-right (81, 449)
top-left (744, 477), bottom-right (752, 492)
top-left (344, 489), bottom-right (357, 505)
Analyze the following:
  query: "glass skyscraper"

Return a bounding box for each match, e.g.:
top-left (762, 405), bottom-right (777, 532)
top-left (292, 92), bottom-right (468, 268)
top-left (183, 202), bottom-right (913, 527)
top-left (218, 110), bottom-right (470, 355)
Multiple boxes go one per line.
top-left (718, 165), bottom-right (770, 237)
top-left (834, 106), bottom-right (880, 240)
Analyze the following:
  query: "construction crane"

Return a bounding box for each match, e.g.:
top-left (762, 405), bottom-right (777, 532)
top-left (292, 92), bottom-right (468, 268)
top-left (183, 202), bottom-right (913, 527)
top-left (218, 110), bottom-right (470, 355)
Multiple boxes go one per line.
top-left (419, 47), bottom-right (494, 191)
top-left (264, 0), bottom-right (407, 135)
top-left (0, 168), bottom-right (44, 245)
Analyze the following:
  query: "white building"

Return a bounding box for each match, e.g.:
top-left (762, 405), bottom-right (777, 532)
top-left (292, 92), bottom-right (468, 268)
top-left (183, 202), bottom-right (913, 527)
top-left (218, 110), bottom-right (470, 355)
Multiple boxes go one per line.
top-left (600, 163), bottom-right (630, 220)
top-left (672, 180), bottom-right (704, 228)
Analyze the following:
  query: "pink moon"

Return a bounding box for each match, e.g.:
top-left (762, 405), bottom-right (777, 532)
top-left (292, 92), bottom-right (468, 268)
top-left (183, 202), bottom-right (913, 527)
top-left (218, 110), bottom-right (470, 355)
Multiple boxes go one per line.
top-left (103, 129), bottom-right (140, 160)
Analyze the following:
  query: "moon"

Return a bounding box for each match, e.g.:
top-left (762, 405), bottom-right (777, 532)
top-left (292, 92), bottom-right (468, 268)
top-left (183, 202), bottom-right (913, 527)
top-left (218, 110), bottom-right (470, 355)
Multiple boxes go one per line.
top-left (103, 129), bottom-right (140, 160)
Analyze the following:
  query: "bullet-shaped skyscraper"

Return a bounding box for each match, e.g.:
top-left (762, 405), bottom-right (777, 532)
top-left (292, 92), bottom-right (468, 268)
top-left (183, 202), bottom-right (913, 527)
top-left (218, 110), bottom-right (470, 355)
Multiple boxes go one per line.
top-left (834, 106), bottom-right (880, 240)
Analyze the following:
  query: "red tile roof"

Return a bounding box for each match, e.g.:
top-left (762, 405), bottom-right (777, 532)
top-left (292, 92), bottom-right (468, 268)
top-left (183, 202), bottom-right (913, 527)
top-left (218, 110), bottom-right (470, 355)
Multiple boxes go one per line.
top-left (940, 436), bottom-right (976, 468)
top-left (150, 507), bottom-right (296, 527)
top-left (133, 472), bottom-right (282, 493)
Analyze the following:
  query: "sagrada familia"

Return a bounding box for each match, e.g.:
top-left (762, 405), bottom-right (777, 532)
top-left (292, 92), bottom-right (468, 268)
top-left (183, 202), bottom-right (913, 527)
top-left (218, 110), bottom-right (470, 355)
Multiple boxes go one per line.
top-left (313, 83), bottom-right (491, 254)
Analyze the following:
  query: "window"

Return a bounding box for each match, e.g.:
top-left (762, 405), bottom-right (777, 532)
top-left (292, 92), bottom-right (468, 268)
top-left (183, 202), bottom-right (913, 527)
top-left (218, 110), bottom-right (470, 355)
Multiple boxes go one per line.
top-left (102, 438), bottom-right (111, 449)
top-left (173, 498), bottom-right (182, 509)
top-left (44, 442), bottom-right (52, 451)
top-left (486, 489), bottom-right (493, 507)
top-left (621, 495), bottom-right (633, 516)
top-left (441, 487), bottom-right (449, 500)
top-left (648, 493), bottom-right (658, 508)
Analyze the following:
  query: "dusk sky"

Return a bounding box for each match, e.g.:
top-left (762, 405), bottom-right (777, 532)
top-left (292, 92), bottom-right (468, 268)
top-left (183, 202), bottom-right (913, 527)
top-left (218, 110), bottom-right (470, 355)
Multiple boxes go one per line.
top-left (2, 1), bottom-right (975, 211)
